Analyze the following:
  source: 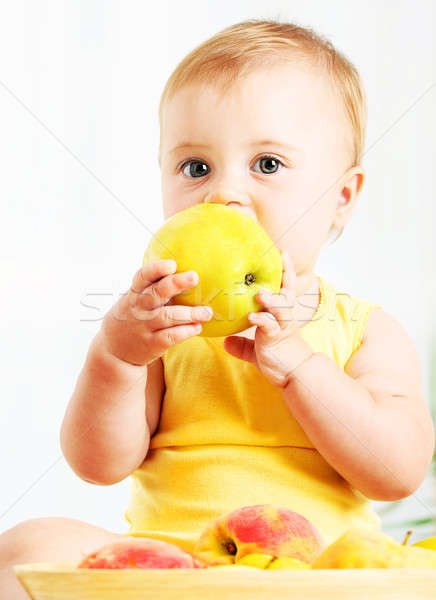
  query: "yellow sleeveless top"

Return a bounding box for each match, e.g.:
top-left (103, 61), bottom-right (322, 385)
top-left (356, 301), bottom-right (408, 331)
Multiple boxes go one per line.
top-left (124, 275), bottom-right (383, 552)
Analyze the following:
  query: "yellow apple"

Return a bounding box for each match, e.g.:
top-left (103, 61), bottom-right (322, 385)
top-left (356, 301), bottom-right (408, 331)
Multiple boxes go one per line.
top-left (143, 203), bottom-right (283, 337)
top-left (412, 536), bottom-right (436, 552)
top-left (311, 528), bottom-right (436, 569)
top-left (267, 557), bottom-right (311, 570)
top-left (235, 553), bottom-right (275, 568)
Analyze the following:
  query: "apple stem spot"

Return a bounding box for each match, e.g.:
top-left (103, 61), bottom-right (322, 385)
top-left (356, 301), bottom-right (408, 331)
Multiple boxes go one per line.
top-left (244, 273), bottom-right (256, 286)
top-left (401, 529), bottom-right (413, 545)
top-left (223, 540), bottom-right (237, 555)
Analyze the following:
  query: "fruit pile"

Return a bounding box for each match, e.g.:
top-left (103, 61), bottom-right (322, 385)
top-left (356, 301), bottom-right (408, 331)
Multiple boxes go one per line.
top-left (78, 504), bottom-right (436, 571)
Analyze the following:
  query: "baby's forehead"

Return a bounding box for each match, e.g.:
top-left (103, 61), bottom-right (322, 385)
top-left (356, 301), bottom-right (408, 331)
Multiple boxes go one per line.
top-left (160, 61), bottom-right (352, 166)
top-left (171, 60), bottom-right (337, 111)
top-left (166, 63), bottom-right (343, 130)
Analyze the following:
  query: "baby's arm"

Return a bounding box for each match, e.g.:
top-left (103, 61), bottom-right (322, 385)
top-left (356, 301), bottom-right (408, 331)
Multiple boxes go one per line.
top-left (60, 260), bottom-right (212, 485)
top-left (60, 334), bottom-right (159, 486)
top-left (282, 309), bottom-right (435, 501)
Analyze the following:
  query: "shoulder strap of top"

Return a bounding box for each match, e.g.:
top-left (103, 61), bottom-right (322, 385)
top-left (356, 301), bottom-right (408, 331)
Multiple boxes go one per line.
top-left (317, 275), bottom-right (383, 360)
top-left (349, 298), bottom-right (383, 355)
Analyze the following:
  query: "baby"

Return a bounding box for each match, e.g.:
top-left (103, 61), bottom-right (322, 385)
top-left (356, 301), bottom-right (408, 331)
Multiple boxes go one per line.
top-left (1, 19), bottom-right (434, 597)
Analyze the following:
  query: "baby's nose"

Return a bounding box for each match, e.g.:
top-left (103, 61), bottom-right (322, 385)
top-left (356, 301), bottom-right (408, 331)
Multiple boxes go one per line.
top-left (203, 189), bottom-right (249, 207)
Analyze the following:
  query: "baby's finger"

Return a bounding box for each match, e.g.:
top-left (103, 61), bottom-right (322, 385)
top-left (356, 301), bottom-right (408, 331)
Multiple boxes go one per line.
top-left (131, 269), bottom-right (199, 311)
top-left (149, 304), bottom-right (213, 331)
top-left (248, 310), bottom-right (281, 339)
top-left (280, 249), bottom-right (296, 302)
top-left (130, 260), bottom-right (177, 294)
top-left (152, 322), bottom-right (204, 354)
top-left (256, 289), bottom-right (293, 330)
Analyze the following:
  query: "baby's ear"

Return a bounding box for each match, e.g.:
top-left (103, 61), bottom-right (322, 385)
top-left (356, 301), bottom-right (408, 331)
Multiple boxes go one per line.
top-left (334, 165), bottom-right (365, 228)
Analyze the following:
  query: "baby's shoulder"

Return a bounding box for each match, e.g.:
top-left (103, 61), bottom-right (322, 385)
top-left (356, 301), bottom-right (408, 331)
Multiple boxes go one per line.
top-left (360, 306), bottom-right (402, 346)
top-left (345, 306), bottom-right (422, 394)
top-left (321, 278), bottom-right (418, 384)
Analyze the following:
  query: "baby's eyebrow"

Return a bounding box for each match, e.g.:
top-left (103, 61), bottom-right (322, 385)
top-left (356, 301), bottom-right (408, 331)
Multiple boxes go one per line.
top-left (168, 140), bottom-right (300, 154)
top-left (169, 142), bottom-right (210, 154)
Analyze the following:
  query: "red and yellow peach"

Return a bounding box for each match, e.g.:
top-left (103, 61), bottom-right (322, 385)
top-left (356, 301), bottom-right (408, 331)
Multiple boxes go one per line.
top-left (193, 504), bottom-right (325, 566)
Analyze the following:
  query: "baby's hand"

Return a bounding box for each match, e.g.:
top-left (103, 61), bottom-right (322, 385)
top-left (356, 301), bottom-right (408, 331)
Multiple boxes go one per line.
top-left (223, 250), bottom-right (313, 387)
top-left (99, 259), bottom-right (213, 366)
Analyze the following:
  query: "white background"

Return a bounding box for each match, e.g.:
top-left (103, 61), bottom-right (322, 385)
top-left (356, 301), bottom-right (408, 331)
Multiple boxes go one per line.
top-left (1, 0), bottom-right (435, 543)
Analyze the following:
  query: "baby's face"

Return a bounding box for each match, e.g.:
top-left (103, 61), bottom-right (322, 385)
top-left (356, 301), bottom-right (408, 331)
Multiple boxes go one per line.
top-left (159, 62), bottom-right (356, 276)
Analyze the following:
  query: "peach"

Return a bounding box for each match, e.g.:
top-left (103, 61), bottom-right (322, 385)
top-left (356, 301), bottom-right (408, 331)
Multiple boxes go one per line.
top-left (78, 538), bottom-right (206, 569)
top-left (193, 504), bottom-right (325, 566)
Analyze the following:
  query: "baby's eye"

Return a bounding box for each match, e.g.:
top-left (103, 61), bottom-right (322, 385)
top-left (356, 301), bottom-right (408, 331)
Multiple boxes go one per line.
top-left (181, 160), bottom-right (210, 178)
top-left (252, 155), bottom-right (284, 175)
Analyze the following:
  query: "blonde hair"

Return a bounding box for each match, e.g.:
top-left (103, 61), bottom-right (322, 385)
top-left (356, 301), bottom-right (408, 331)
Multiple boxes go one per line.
top-left (158, 19), bottom-right (367, 168)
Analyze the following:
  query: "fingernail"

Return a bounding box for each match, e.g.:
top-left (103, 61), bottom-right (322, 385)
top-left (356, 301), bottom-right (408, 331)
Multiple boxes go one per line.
top-left (202, 306), bottom-right (213, 320)
top-left (194, 306), bottom-right (213, 320)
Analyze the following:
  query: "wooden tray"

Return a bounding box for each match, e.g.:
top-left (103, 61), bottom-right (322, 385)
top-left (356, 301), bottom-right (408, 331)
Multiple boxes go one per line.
top-left (14, 561), bottom-right (436, 600)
